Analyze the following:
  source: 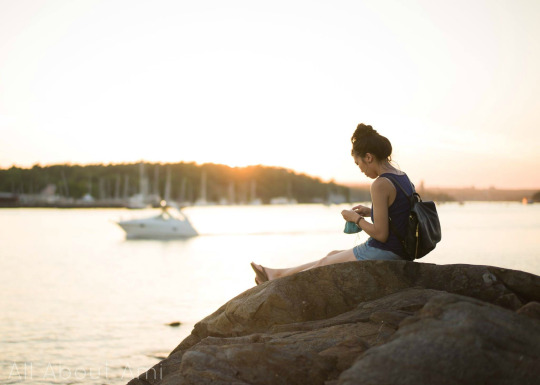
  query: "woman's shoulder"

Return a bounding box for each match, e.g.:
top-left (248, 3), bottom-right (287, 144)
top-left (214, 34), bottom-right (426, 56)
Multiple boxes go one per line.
top-left (374, 172), bottom-right (411, 192)
top-left (371, 176), bottom-right (396, 194)
top-left (378, 172), bottom-right (415, 195)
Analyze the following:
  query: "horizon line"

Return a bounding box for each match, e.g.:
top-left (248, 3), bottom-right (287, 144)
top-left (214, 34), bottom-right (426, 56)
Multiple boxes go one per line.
top-left (1, 160), bottom-right (538, 192)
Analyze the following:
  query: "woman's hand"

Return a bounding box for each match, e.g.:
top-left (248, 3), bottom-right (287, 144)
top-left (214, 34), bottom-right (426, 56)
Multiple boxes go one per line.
top-left (351, 204), bottom-right (371, 217)
top-left (341, 209), bottom-right (362, 222)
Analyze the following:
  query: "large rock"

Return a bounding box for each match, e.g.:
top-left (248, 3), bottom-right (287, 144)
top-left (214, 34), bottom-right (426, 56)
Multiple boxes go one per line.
top-left (127, 261), bottom-right (540, 385)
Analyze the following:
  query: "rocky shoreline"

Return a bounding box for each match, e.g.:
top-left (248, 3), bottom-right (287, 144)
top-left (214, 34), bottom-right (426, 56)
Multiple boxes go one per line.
top-left (127, 261), bottom-right (540, 385)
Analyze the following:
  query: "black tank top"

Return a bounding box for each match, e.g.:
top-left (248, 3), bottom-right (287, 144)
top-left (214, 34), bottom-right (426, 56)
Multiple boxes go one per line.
top-left (367, 173), bottom-right (414, 257)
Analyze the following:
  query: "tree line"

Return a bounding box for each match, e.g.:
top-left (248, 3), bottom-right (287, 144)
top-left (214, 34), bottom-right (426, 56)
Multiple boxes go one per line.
top-left (0, 162), bottom-right (356, 204)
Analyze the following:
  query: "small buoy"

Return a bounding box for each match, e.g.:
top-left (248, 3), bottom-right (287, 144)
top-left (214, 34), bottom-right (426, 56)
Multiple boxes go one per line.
top-left (167, 321), bottom-right (181, 327)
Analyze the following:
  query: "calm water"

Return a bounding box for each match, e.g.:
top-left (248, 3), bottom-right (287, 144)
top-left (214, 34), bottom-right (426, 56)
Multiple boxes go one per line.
top-left (1, 203), bottom-right (539, 384)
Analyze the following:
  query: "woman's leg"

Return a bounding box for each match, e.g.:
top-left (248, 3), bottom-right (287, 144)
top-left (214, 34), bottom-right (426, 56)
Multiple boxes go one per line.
top-left (254, 249), bottom-right (355, 281)
top-left (302, 248), bottom-right (356, 271)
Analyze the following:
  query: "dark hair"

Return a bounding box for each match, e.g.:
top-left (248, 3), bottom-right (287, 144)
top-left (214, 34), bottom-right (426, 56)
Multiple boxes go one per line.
top-left (351, 123), bottom-right (392, 162)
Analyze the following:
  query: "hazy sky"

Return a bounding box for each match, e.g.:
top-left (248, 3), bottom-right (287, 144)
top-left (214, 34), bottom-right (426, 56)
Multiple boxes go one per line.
top-left (1, 0), bottom-right (539, 189)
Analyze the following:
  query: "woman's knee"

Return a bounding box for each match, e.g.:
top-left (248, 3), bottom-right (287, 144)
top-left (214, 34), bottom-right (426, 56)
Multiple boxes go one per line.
top-left (323, 249), bottom-right (357, 266)
top-left (314, 256), bottom-right (330, 269)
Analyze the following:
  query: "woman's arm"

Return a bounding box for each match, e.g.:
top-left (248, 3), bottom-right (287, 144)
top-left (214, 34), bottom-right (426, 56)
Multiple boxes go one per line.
top-left (342, 178), bottom-right (392, 242)
top-left (365, 179), bottom-right (392, 242)
top-left (351, 204), bottom-right (371, 216)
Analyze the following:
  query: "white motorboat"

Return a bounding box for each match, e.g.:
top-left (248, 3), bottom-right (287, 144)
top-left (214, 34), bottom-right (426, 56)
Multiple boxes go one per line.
top-left (116, 201), bottom-right (198, 239)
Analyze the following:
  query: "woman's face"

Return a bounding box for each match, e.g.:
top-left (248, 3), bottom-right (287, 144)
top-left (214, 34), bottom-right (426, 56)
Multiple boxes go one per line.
top-left (354, 153), bottom-right (377, 179)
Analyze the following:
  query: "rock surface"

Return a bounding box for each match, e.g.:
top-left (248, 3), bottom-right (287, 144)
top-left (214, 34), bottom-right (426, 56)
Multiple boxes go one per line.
top-left (127, 261), bottom-right (540, 385)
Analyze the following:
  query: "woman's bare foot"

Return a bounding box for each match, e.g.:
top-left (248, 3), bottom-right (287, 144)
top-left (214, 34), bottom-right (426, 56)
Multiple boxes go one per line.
top-left (251, 262), bottom-right (269, 284)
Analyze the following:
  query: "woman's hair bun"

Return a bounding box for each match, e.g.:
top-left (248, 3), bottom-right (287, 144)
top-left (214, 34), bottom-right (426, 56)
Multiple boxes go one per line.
top-left (353, 123), bottom-right (376, 140)
top-left (351, 123), bottom-right (392, 161)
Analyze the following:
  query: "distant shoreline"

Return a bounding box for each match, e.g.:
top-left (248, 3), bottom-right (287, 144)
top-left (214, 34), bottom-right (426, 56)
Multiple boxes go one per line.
top-left (0, 200), bottom-right (536, 209)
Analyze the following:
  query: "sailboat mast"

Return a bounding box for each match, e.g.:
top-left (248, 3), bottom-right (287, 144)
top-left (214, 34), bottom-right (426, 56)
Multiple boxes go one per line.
top-left (164, 166), bottom-right (172, 202)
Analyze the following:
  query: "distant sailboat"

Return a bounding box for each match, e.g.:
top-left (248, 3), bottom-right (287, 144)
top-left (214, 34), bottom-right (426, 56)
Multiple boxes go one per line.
top-left (250, 180), bottom-right (262, 205)
top-left (270, 180), bottom-right (297, 205)
top-left (269, 197), bottom-right (297, 205)
top-left (229, 181), bottom-right (236, 205)
top-left (82, 176), bottom-right (94, 202)
top-left (127, 162), bottom-right (150, 209)
top-left (194, 170), bottom-right (211, 206)
top-left (177, 176), bottom-right (191, 207)
top-left (164, 166), bottom-right (172, 202)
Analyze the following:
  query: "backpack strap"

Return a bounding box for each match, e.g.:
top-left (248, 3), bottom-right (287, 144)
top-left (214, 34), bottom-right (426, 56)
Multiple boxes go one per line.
top-left (384, 174), bottom-right (422, 205)
top-left (382, 174), bottom-right (414, 198)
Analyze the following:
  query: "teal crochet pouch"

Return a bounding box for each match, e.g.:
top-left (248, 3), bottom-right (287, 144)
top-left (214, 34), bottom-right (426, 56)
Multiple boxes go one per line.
top-left (344, 221), bottom-right (362, 234)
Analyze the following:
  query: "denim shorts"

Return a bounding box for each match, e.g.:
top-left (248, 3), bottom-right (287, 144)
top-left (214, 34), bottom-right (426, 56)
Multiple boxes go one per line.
top-left (353, 240), bottom-right (403, 261)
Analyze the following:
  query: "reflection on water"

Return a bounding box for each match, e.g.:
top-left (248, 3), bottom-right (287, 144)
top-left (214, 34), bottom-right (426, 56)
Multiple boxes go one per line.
top-left (0, 203), bottom-right (539, 384)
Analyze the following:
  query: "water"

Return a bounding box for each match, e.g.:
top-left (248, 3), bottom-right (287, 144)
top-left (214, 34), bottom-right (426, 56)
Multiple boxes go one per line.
top-left (1, 203), bottom-right (539, 384)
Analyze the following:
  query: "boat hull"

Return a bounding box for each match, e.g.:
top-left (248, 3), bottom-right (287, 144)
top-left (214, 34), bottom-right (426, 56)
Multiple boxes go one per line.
top-left (117, 218), bottom-right (198, 239)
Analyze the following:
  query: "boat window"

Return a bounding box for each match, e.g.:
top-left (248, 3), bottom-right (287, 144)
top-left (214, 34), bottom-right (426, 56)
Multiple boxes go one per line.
top-left (168, 208), bottom-right (186, 221)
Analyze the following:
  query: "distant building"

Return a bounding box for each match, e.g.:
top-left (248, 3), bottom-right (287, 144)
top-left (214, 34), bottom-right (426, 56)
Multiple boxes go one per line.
top-left (0, 192), bottom-right (19, 206)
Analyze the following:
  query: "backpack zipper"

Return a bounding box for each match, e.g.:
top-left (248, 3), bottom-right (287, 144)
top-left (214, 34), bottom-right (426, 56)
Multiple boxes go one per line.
top-left (414, 223), bottom-right (419, 258)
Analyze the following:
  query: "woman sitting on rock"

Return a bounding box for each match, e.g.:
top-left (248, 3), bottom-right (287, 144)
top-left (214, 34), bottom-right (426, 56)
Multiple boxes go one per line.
top-left (251, 123), bottom-right (414, 285)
